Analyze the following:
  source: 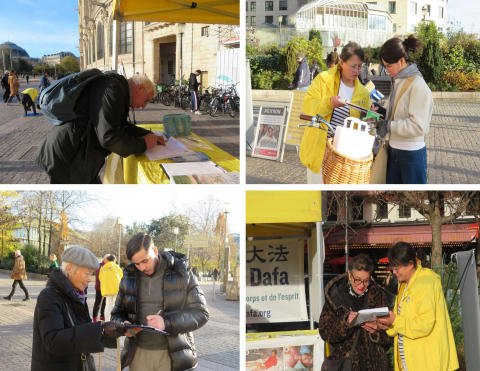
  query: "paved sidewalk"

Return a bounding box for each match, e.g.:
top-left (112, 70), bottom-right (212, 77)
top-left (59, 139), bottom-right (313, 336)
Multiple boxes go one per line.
top-left (246, 97), bottom-right (480, 184)
top-left (0, 81), bottom-right (239, 184)
top-left (0, 274), bottom-right (239, 370)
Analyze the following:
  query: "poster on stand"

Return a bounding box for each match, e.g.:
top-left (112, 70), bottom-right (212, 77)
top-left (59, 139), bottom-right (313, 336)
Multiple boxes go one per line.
top-left (252, 107), bottom-right (286, 160)
top-left (246, 238), bottom-right (308, 323)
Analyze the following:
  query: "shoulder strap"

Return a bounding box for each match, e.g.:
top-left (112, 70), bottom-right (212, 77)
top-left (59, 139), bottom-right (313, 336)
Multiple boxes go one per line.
top-left (55, 289), bottom-right (76, 327)
top-left (348, 328), bottom-right (362, 359)
top-left (389, 75), bottom-right (418, 121)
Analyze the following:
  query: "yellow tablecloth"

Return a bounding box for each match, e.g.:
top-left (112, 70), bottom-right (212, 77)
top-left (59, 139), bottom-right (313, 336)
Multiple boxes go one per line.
top-left (119, 123), bottom-right (239, 184)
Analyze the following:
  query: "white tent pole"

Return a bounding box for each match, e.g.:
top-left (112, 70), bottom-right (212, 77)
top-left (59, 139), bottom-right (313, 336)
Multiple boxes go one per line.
top-left (316, 221), bottom-right (324, 317)
top-left (112, 20), bottom-right (120, 71)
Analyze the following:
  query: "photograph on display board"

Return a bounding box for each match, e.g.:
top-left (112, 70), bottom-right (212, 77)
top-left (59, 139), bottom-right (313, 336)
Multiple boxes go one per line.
top-left (252, 107), bottom-right (286, 160)
top-left (284, 345), bottom-right (314, 370)
top-left (246, 347), bottom-right (284, 371)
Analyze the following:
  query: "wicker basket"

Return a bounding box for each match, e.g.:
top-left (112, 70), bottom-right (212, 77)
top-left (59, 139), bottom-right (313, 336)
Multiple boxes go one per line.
top-left (322, 138), bottom-right (373, 184)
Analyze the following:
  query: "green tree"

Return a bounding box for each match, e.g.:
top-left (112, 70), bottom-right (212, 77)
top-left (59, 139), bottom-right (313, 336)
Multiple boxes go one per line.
top-left (61, 56), bottom-right (80, 73)
top-left (280, 43), bottom-right (299, 77)
top-left (147, 213), bottom-right (190, 253)
top-left (418, 22), bottom-right (445, 83)
top-left (309, 29), bottom-right (321, 42)
top-left (0, 192), bottom-right (21, 263)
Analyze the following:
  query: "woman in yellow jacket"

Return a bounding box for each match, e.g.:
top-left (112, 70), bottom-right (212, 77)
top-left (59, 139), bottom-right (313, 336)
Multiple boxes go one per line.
top-left (302, 42), bottom-right (370, 183)
top-left (376, 242), bottom-right (459, 371)
top-left (99, 254), bottom-right (123, 320)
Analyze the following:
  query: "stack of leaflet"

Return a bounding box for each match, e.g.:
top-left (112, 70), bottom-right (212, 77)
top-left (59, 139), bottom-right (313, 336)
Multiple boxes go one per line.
top-left (161, 162), bottom-right (239, 184)
top-left (144, 135), bottom-right (194, 161)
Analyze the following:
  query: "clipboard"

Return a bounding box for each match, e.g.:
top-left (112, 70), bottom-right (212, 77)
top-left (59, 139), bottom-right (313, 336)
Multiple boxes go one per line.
top-left (124, 323), bottom-right (170, 335)
top-left (338, 98), bottom-right (384, 119)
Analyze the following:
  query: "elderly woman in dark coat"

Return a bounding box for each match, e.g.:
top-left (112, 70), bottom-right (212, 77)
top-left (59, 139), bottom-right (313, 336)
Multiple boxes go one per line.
top-left (31, 245), bottom-right (127, 371)
top-left (319, 254), bottom-right (393, 371)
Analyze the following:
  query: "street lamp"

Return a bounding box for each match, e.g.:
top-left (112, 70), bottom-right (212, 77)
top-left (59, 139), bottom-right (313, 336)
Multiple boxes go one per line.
top-left (116, 217), bottom-right (123, 266)
top-left (278, 15), bottom-right (283, 45)
top-left (1, 230), bottom-right (5, 265)
top-left (173, 227), bottom-right (179, 252)
top-left (422, 5), bottom-right (428, 25)
top-left (177, 23), bottom-right (186, 107)
top-left (222, 202), bottom-right (230, 295)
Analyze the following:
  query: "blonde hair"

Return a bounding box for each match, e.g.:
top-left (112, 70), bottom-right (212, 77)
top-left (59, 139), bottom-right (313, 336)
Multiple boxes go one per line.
top-left (127, 76), bottom-right (155, 95)
top-left (50, 254), bottom-right (57, 260)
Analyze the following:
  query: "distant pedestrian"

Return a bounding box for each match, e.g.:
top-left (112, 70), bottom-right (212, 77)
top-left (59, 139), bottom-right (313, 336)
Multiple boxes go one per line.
top-left (310, 60), bottom-right (320, 83)
top-left (189, 69), bottom-right (202, 115)
top-left (331, 47), bottom-right (339, 64)
top-left (6, 69), bottom-right (21, 105)
top-left (213, 267), bottom-right (219, 281)
top-left (92, 254), bottom-right (110, 322)
top-left (20, 88), bottom-right (39, 116)
top-left (289, 52), bottom-right (310, 90)
top-left (99, 254), bottom-right (123, 320)
top-left (39, 71), bottom-right (51, 94)
top-left (3, 250), bottom-right (30, 301)
top-left (26, 75), bottom-right (30, 84)
top-left (48, 254), bottom-right (58, 277)
top-left (1, 70), bottom-right (10, 103)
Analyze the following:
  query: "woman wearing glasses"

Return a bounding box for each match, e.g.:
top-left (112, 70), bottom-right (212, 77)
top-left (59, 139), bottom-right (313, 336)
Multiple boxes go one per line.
top-left (376, 242), bottom-right (458, 371)
top-left (302, 42), bottom-right (370, 184)
top-left (372, 35), bottom-right (433, 184)
top-left (319, 254), bottom-right (392, 371)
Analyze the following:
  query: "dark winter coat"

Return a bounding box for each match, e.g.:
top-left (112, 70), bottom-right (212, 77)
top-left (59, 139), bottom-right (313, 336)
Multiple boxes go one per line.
top-left (293, 58), bottom-right (310, 89)
top-left (319, 273), bottom-right (393, 371)
top-left (31, 268), bottom-right (116, 371)
top-left (95, 261), bottom-right (106, 291)
top-left (34, 74), bottom-right (150, 183)
top-left (310, 63), bottom-right (320, 82)
top-left (188, 73), bottom-right (199, 92)
top-left (111, 251), bottom-right (209, 371)
top-left (1, 74), bottom-right (9, 90)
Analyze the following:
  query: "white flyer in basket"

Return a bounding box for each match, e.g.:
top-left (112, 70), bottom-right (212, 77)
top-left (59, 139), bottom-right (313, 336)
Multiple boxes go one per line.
top-left (144, 135), bottom-right (194, 161)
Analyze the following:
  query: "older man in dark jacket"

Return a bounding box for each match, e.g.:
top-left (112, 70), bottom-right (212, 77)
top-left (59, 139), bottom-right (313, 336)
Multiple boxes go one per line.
top-left (290, 52), bottom-right (310, 90)
top-left (1, 70), bottom-right (10, 103)
top-left (34, 74), bottom-right (165, 184)
top-left (111, 233), bottom-right (209, 371)
top-left (31, 245), bottom-right (127, 371)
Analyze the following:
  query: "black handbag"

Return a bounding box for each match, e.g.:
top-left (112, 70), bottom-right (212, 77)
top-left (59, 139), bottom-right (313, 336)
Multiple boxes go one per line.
top-left (60, 293), bottom-right (97, 371)
top-left (320, 328), bottom-right (361, 371)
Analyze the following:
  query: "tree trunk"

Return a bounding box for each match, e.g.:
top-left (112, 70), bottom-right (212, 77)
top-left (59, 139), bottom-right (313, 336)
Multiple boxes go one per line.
top-left (430, 214), bottom-right (443, 269)
top-left (48, 204), bottom-right (53, 256)
top-left (37, 195), bottom-right (43, 269)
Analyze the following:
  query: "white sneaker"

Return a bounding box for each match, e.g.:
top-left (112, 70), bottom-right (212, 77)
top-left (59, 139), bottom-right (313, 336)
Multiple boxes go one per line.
top-left (190, 109), bottom-right (194, 113)
top-left (195, 111), bottom-right (202, 115)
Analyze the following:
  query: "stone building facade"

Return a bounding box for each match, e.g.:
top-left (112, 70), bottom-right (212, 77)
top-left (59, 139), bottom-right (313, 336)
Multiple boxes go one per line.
top-left (42, 52), bottom-right (78, 65)
top-left (78, 0), bottom-right (238, 87)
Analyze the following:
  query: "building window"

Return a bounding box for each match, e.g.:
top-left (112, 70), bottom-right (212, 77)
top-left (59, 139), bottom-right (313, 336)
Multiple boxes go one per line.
top-left (265, 1), bottom-right (273, 11)
top-left (351, 197), bottom-right (364, 221)
top-left (377, 202), bottom-right (388, 219)
top-left (246, 16), bottom-right (249, 26)
top-left (202, 26), bottom-right (209, 36)
top-left (426, 4), bottom-right (431, 17)
top-left (369, 15), bottom-right (387, 31)
top-left (265, 16), bottom-right (273, 24)
top-left (251, 16), bottom-right (256, 25)
top-left (438, 27), bottom-right (443, 32)
top-left (393, 23), bottom-right (396, 32)
top-left (167, 60), bottom-right (174, 75)
top-left (251, 2), bottom-right (256, 12)
top-left (279, 1), bottom-right (287, 10)
top-left (92, 36), bottom-right (96, 62)
top-left (97, 23), bottom-right (104, 60)
top-left (388, 1), bottom-right (396, 14)
top-left (119, 22), bottom-right (133, 54)
top-left (410, 24), bottom-right (416, 33)
top-left (399, 205), bottom-right (411, 219)
top-left (145, 22), bottom-right (151, 26)
top-left (366, 2), bottom-right (377, 4)
top-left (246, 2), bottom-right (248, 11)
top-left (109, 22), bottom-right (113, 57)
top-left (438, 6), bottom-right (443, 18)
top-left (326, 204), bottom-right (337, 222)
top-left (411, 2), bottom-right (417, 15)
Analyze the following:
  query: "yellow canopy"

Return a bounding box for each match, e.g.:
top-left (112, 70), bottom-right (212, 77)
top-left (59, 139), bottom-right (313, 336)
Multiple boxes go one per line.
top-left (112, 0), bottom-right (239, 25)
top-left (246, 191), bottom-right (322, 224)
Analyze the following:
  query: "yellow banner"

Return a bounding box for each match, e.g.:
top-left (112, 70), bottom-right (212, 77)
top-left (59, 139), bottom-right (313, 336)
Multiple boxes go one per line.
top-left (246, 191), bottom-right (322, 224)
top-left (284, 91), bottom-right (307, 146)
top-left (246, 330), bottom-right (319, 341)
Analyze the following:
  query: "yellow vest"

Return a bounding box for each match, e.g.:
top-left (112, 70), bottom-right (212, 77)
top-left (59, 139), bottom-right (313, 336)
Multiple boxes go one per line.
top-left (98, 261), bottom-right (123, 296)
top-left (300, 65), bottom-right (371, 174)
top-left (21, 88), bottom-right (39, 103)
top-left (387, 263), bottom-right (459, 371)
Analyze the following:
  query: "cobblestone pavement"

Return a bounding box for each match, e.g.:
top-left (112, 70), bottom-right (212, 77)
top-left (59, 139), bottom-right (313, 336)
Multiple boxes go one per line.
top-left (0, 81), bottom-right (239, 184)
top-left (246, 97), bottom-right (480, 184)
top-left (0, 274), bottom-right (239, 370)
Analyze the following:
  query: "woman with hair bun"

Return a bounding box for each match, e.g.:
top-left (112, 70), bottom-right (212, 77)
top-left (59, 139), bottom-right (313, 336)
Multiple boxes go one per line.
top-left (373, 35), bottom-right (433, 184)
top-left (376, 242), bottom-right (458, 371)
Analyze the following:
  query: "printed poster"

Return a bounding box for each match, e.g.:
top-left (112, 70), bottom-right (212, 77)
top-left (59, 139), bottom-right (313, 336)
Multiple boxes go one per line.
top-left (246, 239), bottom-right (308, 323)
top-left (252, 107), bottom-right (286, 160)
top-left (284, 91), bottom-right (307, 146)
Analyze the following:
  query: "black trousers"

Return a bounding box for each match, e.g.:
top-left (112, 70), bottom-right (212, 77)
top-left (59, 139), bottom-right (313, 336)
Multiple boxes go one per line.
top-left (3, 88), bottom-right (11, 103)
top-left (50, 174), bottom-right (103, 184)
top-left (8, 279), bottom-right (29, 298)
top-left (92, 289), bottom-right (106, 318)
top-left (6, 94), bottom-right (21, 104)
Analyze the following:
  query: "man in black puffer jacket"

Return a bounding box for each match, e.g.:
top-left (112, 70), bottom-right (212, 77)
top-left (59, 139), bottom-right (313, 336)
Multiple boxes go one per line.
top-left (34, 74), bottom-right (165, 184)
top-left (111, 233), bottom-right (209, 371)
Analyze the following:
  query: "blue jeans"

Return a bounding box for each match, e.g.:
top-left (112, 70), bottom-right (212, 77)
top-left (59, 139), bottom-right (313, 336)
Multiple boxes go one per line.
top-left (190, 91), bottom-right (198, 111)
top-left (386, 146), bottom-right (427, 184)
top-left (299, 86), bottom-right (309, 91)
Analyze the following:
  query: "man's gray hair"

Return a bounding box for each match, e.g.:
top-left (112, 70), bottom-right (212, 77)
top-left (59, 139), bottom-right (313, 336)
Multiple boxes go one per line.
top-left (61, 261), bottom-right (79, 278)
top-left (103, 254), bottom-right (111, 260)
top-left (15, 250), bottom-right (21, 255)
top-left (127, 76), bottom-right (155, 95)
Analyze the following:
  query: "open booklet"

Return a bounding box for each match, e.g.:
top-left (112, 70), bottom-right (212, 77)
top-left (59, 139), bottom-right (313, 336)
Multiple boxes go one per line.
top-left (124, 323), bottom-right (170, 335)
top-left (144, 133), bottom-right (194, 161)
top-left (349, 307), bottom-right (389, 327)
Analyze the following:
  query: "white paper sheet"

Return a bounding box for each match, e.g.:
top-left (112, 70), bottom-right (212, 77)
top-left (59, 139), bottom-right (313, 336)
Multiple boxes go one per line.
top-left (352, 307), bottom-right (389, 326)
top-left (144, 135), bottom-right (194, 161)
top-left (161, 161), bottom-right (226, 177)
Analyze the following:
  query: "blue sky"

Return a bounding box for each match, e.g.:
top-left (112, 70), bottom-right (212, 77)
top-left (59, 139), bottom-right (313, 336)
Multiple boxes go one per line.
top-left (0, 0), bottom-right (80, 59)
top-left (447, 0), bottom-right (480, 34)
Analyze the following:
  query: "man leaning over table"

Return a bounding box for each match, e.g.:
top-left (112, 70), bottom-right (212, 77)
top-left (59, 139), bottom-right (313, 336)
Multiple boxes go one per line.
top-left (35, 74), bottom-right (166, 184)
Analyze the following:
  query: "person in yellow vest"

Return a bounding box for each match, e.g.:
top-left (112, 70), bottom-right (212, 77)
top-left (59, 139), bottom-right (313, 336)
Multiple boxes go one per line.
top-left (99, 254), bottom-right (123, 320)
top-left (20, 87), bottom-right (40, 116)
top-left (376, 242), bottom-right (459, 371)
top-left (302, 42), bottom-right (370, 183)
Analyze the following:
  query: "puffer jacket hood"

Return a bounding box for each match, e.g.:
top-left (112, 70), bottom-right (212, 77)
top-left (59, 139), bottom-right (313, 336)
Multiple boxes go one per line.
top-left (111, 251), bottom-right (209, 371)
